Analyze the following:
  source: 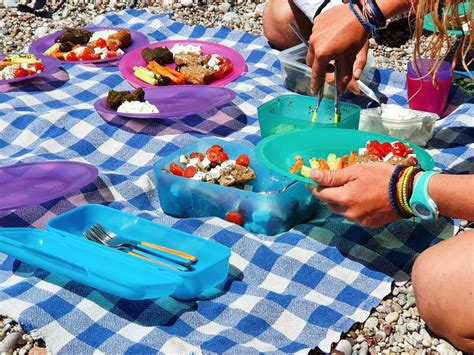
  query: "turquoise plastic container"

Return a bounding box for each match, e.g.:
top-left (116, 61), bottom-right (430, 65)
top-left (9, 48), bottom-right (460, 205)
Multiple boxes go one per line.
top-left (0, 204), bottom-right (231, 300)
top-left (255, 128), bottom-right (435, 185)
top-left (258, 95), bottom-right (361, 137)
top-left (153, 138), bottom-right (318, 236)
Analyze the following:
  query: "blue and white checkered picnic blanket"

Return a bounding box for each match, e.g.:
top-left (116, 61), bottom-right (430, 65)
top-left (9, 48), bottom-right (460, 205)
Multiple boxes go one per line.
top-left (0, 9), bottom-right (471, 354)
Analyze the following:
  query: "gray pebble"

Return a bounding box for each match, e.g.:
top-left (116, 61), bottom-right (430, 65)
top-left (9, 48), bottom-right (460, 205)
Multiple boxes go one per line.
top-left (365, 317), bottom-right (379, 329)
top-left (436, 342), bottom-right (457, 355)
top-left (406, 321), bottom-right (420, 332)
top-left (0, 332), bottom-right (21, 353)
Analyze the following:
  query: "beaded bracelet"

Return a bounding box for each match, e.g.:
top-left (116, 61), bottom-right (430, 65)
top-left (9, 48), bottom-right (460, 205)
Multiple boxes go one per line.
top-left (400, 166), bottom-right (415, 215)
top-left (348, 0), bottom-right (380, 38)
top-left (388, 165), bottom-right (406, 217)
top-left (395, 166), bottom-right (414, 218)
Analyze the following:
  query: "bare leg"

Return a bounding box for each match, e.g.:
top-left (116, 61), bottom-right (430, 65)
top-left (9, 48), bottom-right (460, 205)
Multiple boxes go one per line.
top-left (262, 0), bottom-right (313, 50)
top-left (412, 229), bottom-right (474, 352)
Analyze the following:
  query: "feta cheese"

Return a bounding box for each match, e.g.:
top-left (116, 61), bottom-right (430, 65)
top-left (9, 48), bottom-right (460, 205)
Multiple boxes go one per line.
top-left (383, 152), bottom-right (394, 162)
top-left (179, 155), bottom-right (189, 164)
top-left (209, 166), bottom-right (222, 179)
top-left (170, 44), bottom-right (201, 56)
top-left (187, 158), bottom-right (201, 168)
top-left (191, 171), bottom-right (205, 181)
top-left (116, 100), bottom-right (160, 114)
top-left (206, 54), bottom-right (222, 71)
top-left (221, 160), bottom-right (235, 169)
top-left (89, 30), bottom-right (117, 43)
top-left (198, 157), bottom-right (211, 170)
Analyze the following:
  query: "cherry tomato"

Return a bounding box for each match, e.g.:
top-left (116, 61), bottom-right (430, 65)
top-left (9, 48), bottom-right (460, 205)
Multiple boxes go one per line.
top-left (79, 47), bottom-right (95, 61)
top-left (378, 142), bottom-right (393, 156)
top-left (367, 146), bottom-right (384, 159)
top-left (183, 166), bottom-right (197, 178)
top-left (33, 62), bottom-right (45, 72)
top-left (190, 152), bottom-right (205, 161)
top-left (225, 211), bottom-right (243, 225)
top-left (107, 40), bottom-right (120, 51)
top-left (207, 144), bottom-right (224, 153)
top-left (392, 142), bottom-right (407, 158)
top-left (169, 162), bottom-right (184, 176)
top-left (206, 150), bottom-right (219, 165)
top-left (96, 38), bottom-right (107, 48)
top-left (13, 67), bottom-right (29, 78)
top-left (105, 51), bottom-right (117, 58)
top-left (236, 154), bottom-right (249, 167)
top-left (65, 51), bottom-right (78, 61)
top-left (217, 151), bottom-right (229, 163)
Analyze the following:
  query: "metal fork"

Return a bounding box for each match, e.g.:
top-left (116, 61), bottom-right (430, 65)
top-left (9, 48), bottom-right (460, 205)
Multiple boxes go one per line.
top-left (83, 224), bottom-right (195, 270)
top-left (83, 228), bottom-right (186, 272)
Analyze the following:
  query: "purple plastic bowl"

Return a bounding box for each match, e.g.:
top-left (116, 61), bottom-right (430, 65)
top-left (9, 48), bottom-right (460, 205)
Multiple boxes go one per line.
top-left (0, 54), bottom-right (61, 85)
top-left (407, 59), bottom-right (452, 81)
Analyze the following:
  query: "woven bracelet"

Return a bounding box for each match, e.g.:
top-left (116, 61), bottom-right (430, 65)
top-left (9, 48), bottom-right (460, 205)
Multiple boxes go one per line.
top-left (348, 0), bottom-right (379, 38)
top-left (365, 0), bottom-right (387, 28)
top-left (389, 165), bottom-right (406, 218)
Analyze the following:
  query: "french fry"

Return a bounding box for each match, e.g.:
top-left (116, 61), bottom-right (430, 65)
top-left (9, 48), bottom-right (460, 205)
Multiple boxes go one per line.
top-left (347, 150), bottom-right (357, 166)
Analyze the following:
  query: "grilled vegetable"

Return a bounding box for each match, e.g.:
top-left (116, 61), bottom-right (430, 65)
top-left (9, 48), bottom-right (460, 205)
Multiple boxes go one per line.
top-left (147, 61), bottom-right (186, 85)
top-left (55, 28), bottom-right (92, 45)
top-left (4, 54), bottom-right (38, 64)
top-left (133, 66), bottom-right (158, 85)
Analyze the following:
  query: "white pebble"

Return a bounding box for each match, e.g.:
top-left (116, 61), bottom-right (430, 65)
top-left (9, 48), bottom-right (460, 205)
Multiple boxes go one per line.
top-left (335, 339), bottom-right (353, 355)
top-left (365, 317), bottom-right (378, 329)
top-left (385, 312), bottom-right (399, 324)
top-left (436, 342), bottom-right (457, 355)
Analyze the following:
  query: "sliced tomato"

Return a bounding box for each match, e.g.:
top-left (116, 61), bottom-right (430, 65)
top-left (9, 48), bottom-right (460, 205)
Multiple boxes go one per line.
top-left (65, 51), bottom-right (78, 61)
top-left (378, 142), bottom-right (393, 156)
top-left (190, 152), bottom-right (205, 161)
top-left (217, 151), bottom-right (229, 163)
top-left (169, 162), bottom-right (184, 176)
top-left (392, 142), bottom-right (408, 158)
top-left (33, 62), bottom-right (45, 72)
top-left (225, 211), bottom-right (243, 225)
top-left (107, 40), bottom-right (120, 51)
top-left (183, 166), bottom-right (197, 178)
top-left (367, 146), bottom-right (384, 159)
top-left (236, 154), bottom-right (249, 167)
top-left (79, 47), bottom-right (95, 61)
top-left (13, 67), bottom-right (29, 78)
top-left (96, 38), bottom-right (107, 48)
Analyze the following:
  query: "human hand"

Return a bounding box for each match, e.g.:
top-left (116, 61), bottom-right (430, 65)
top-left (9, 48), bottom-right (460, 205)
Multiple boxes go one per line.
top-left (306, 163), bottom-right (402, 227)
top-left (306, 4), bottom-right (370, 95)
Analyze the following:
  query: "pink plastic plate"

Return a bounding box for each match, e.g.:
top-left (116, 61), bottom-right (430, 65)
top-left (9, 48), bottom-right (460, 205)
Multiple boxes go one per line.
top-left (0, 54), bottom-right (61, 85)
top-left (119, 39), bottom-right (247, 88)
top-left (0, 161), bottom-right (98, 211)
top-left (94, 85), bottom-right (236, 119)
top-left (28, 26), bottom-right (149, 65)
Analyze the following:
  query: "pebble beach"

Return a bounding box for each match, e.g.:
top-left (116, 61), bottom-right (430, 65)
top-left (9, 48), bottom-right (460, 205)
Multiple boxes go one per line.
top-left (0, 1), bottom-right (471, 354)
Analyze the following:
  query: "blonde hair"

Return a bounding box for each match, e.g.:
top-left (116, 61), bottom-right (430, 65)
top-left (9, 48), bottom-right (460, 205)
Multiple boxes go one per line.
top-left (413, 0), bottom-right (472, 80)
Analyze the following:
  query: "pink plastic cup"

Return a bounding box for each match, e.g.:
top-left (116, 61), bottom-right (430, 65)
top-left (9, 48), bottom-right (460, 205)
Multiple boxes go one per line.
top-left (407, 59), bottom-right (452, 117)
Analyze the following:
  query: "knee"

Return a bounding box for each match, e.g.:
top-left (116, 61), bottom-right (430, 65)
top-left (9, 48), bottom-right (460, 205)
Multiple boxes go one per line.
top-left (263, 0), bottom-right (299, 50)
top-left (412, 240), bottom-right (474, 352)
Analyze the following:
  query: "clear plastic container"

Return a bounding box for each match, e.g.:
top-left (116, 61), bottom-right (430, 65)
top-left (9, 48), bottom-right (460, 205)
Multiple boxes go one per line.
top-left (278, 43), bottom-right (375, 96)
top-left (358, 104), bottom-right (439, 146)
top-left (153, 138), bottom-right (319, 236)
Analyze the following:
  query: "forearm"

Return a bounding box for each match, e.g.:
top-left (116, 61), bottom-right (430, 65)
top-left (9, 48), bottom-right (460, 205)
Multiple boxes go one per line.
top-left (429, 174), bottom-right (474, 220)
top-left (376, 0), bottom-right (415, 18)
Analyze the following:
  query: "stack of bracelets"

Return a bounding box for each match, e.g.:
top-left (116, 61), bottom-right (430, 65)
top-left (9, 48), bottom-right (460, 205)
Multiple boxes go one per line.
top-left (348, 0), bottom-right (387, 39)
top-left (389, 165), bottom-right (423, 219)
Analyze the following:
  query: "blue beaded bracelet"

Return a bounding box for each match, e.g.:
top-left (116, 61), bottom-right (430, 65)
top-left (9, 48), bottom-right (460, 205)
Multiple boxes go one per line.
top-left (388, 165), bottom-right (406, 218)
top-left (366, 0), bottom-right (387, 28)
top-left (348, 0), bottom-right (380, 38)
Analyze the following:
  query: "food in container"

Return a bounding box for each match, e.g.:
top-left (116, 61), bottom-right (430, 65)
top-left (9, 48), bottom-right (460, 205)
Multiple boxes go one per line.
top-left (358, 104), bottom-right (438, 147)
top-left (0, 54), bottom-right (45, 80)
top-left (154, 138), bottom-right (318, 235)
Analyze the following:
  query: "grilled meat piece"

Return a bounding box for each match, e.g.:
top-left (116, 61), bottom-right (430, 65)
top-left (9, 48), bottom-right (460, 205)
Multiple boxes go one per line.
top-left (174, 53), bottom-right (204, 66)
top-left (179, 65), bottom-right (215, 85)
top-left (141, 47), bottom-right (174, 65)
top-left (108, 29), bottom-right (132, 49)
top-left (219, 164), bottom-right (256, 186)
top-left (55, 28), bottom-right (92, 45)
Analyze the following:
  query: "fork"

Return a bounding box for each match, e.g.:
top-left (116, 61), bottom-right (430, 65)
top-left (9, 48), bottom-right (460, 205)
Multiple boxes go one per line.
top-left (83, 228), bottom-right (186, 272)
top-left (85, 224), bottom-right (196, 269)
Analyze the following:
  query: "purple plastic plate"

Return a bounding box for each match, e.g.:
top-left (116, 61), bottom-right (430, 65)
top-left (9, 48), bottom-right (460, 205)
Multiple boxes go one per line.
top-left (0, 161), bottom-right (98, 211)
top-left (94, 85), bottom-right (236, 119)
top-left (119, 39), bottom-right (247, 88)
top-left (0, 54), bottom-right (61, 85)
top-left (28, 26), bottom-right (149, 65)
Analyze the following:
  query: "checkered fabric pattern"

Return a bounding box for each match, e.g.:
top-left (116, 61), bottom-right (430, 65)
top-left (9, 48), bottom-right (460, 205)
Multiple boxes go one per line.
top-left (0, 9), bottom-right (470, 354)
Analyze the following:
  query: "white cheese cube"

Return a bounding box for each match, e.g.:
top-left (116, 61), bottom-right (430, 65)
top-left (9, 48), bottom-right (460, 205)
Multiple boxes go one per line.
top-left (187, 158), bottom-right (200, 168)
top-left (179, 155), bottom-right (189, 164)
